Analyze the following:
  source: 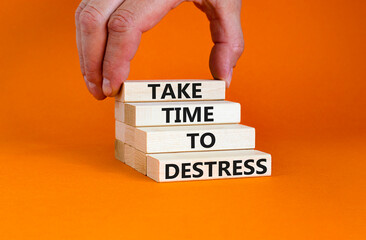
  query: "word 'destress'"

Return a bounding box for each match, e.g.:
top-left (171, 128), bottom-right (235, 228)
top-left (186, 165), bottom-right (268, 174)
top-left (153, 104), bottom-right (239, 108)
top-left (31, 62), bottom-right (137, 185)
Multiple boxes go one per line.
top-left (165, 158), bottom-right (269, 180)
top-left (146, 150), bottom-right (271, 182)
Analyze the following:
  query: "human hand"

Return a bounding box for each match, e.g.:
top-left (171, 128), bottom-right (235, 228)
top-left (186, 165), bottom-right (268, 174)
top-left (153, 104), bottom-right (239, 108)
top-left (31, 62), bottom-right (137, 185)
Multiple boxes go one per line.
top-left (75, 0), bottom-right (244, 100)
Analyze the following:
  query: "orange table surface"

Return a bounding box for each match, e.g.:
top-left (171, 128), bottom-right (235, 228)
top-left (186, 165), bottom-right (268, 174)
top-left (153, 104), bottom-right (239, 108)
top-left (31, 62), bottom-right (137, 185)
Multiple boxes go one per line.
top-left (0, 0), bottom-right (365, 239)
top-left (1, 137), bottom-right (365, 239)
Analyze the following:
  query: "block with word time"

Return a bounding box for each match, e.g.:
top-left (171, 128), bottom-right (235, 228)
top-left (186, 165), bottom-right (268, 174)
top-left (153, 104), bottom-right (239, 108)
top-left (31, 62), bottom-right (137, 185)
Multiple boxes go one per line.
top-left (147, 150), bottom-right (271, 182)
top-left (115, 80), bottom-right (225, 102)
top-left (116, 121), bottom-right (255, 153)
top-left (116, 101), bottom-right (241, 127)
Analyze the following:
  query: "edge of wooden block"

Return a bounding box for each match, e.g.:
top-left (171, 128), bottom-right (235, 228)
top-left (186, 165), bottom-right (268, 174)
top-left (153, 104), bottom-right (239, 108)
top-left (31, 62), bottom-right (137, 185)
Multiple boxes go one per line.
top-left (236, 102), bottom-right (241, 122)
top-left (114, 139), bottom-right (125, 163)
top-left (124, 123), bottom-right (136, 147)
top-left (115, 101), bottom-right (125, 122)
top-left (115, 120), bottom-right (126, 142)
top-left (124, 144), bottom-right (135, 168)
top-left (115, 139), bottom-right (147, 175)
top-left (134, 128), bottom-right (147, 152)
top-left (146, 155), bottom-right (160, 182)
top-left (134, 148), bottom-right (147, 175)
top-left (124, 104), bottom-right (136, 126)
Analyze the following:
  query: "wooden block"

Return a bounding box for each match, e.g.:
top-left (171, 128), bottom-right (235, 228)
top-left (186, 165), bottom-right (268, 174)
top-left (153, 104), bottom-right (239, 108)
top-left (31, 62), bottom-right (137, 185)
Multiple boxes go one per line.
top-left (115, 80), bottom-right (225, 102)
top-left (115, 139), bottom-right (147, 175)
top-left (124, 143), bottom-right (135, 168)
top-left (114, 101), bottom-right (125, 122)
top-left (134, 148), bottom-right (147, 175)
top-left (147, 150), bottom-right (271, 182)
top-left (114, 139), bottom-right (125, 163)
top-left (115, 101), bottom-right (241, 126)
top-left (125, 143), bottom-right (147, 175)
top-left (116, 121), bottom-right (255, 153)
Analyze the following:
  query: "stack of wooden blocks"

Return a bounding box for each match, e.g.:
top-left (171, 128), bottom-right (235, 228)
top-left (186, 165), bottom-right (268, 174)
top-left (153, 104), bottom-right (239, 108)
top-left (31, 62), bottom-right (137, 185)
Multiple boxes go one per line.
top-left (115, 80), bottom-right (271, 182)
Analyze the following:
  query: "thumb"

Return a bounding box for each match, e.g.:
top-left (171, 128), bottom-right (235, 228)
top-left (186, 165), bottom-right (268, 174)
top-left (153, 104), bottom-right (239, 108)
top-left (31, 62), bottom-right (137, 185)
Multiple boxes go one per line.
top-left (195, 0), bottom-right (244, 87)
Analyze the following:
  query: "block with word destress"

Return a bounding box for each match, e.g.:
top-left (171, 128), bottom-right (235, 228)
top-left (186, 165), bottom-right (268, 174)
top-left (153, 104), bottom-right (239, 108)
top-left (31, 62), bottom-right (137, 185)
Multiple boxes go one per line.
top-left (115, 80), bottom-right (225, 102)
top-left (116, 121), bottom-right (255, 153)
top-left (147, 150), bottom-right (271, 182)
top-left (115, 100), bottom-right (241, 127)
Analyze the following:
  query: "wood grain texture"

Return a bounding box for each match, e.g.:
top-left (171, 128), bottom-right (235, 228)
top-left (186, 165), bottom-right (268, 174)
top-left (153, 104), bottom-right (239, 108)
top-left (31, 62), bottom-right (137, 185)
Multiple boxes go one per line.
top-left (147, 150), bottom-right (271, 182)
top-left (114, 101), bottom-right (125, 123)
top-left (124, 144), bottom-right (135, 168)
top-left (114, 139), bottom-right (125, 163)
top-left (115, 101), bottom-right (241, 127)
top-left (134, 148), bottom-right (147, 175)
top-left (115, 121), bottom-right (255, 153)
top-left (115, 139), bottom-right (147, 175)
top-left (115, 80), bottom-right (225, 102)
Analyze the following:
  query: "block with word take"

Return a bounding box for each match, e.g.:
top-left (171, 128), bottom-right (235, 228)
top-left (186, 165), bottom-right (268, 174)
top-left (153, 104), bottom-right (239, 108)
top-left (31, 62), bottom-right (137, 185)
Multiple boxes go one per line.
top-left (116, 101), bottom-right (241, 127)
top-left (115, 80), bottom-right (225, 102)
top-left (116, 121), bottom-right (255, 153)
top-left (147, 150), bottom-right (271, 182)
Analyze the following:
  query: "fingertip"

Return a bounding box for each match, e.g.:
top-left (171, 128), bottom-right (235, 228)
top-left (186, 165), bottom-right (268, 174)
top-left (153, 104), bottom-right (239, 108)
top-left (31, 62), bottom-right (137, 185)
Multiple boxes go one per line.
top-left (84, 76), bottom-right (106, 100)
top-left (112, 80), bottom-right (124, 97)
top-left (102, 78), bottom-right (113, 96)
top-left (93, 94), bottom-right (107, 101)
top-left (225, 68), bottom-right (233, 88)
top-left (102, 78), bottom-right (123, 97)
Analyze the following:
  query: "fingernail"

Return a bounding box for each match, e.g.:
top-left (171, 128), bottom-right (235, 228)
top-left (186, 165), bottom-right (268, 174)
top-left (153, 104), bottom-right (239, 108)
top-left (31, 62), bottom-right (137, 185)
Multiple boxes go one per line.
top-left (86, 77), bottom-right (98, 96)
top-left (84, 76), bottom-right (98, 90)
top-left (88, 81), bottom-right (97, 90)
top-left (225, 68), bottom-right (233, 88)
top-left (84, 76), bottom-right (89, 88)
top-left (102, 78), bottom-right (112, 96)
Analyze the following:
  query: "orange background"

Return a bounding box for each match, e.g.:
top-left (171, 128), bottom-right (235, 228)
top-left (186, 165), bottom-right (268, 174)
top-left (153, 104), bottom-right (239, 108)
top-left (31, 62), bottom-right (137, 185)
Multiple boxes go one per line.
top-left (0, 0), bottom-right (365, 239)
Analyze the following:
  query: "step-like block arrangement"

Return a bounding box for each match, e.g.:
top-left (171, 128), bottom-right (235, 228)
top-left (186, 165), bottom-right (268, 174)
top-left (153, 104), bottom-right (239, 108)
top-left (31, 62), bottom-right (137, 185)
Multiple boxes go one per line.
top-left (114, 80), bottom-right (272, 182)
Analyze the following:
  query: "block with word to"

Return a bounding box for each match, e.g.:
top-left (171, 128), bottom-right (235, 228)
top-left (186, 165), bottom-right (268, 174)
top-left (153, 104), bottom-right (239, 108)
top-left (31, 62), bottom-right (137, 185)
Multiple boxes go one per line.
top-left (147, 150), bottom-right (271, 182)
top-left (116, 121), bottom-right (255, 153)
top-left (115, 140), bottom-right (147, 174)
top-left (115, 80), bottom-right (225, 102)
top-left (116, 101), bottom-right (241, 127)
